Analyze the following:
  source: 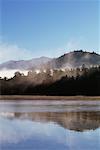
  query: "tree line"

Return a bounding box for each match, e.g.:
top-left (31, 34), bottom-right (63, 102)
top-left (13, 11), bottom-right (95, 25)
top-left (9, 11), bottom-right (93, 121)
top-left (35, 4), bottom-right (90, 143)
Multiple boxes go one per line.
top-left (0, 65), bottom-right (100, 96)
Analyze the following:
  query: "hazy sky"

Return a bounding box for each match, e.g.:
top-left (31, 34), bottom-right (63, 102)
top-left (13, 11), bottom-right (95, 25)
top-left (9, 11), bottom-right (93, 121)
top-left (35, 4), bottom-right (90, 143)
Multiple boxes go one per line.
top-left (0, 0), bottom-right (99, 62)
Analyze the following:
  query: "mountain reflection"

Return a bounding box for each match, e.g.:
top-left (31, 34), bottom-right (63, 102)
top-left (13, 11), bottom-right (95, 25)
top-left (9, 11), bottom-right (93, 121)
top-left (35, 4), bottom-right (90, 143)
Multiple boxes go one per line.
top-left (1, 111), bottom-right (100, 132)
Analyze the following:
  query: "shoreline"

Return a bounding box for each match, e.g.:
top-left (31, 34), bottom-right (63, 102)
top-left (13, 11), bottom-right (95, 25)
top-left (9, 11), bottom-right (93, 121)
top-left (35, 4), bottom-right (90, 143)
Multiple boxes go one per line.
top-left (0, 95), bottom-right (100, 100)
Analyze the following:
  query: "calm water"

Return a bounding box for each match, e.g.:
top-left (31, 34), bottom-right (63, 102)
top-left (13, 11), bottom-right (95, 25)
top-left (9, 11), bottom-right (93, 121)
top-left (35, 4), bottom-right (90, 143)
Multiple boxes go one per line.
top-left (0, 100), bottom-right (100, 150)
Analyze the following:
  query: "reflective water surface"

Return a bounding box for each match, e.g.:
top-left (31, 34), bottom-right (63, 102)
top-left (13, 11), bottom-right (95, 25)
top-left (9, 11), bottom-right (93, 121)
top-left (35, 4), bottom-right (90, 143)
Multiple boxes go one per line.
top-left (0, 100), bottom-right (100, 150)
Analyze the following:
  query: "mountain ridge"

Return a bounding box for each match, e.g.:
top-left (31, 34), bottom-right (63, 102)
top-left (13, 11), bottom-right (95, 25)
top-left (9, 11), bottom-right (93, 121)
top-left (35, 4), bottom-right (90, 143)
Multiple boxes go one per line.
top-left (0, 50), bottom-right (100, 70)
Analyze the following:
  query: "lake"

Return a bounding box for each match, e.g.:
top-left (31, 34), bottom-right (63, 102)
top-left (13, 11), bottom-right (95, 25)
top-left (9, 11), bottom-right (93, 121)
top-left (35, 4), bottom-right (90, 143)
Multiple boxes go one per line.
top-left (0, 100), bottom-right (100, 150)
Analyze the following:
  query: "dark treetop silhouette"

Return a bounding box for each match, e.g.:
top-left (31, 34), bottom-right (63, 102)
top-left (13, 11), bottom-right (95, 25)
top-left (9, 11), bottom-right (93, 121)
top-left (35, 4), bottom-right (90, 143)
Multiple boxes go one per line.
top-left (0, 65), bottom-right (100, 96)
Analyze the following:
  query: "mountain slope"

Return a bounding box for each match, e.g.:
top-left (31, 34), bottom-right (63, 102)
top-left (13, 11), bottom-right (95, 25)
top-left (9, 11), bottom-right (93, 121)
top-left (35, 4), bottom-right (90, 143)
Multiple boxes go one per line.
top-left (48, 51), bottom-right (100, 69)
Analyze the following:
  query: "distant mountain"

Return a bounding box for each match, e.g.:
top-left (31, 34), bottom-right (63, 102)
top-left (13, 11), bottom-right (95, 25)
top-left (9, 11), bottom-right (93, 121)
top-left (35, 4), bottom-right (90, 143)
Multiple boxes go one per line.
top-left (0, 57), bottom-right (52, 70)
top-left (0, 50), bottom-right (100, 70)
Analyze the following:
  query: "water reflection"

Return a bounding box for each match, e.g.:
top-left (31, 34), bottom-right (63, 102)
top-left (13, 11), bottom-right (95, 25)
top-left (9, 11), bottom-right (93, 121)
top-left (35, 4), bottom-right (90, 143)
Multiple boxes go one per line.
top-left (0, 111), bottom-right (100, 131)
top-left (0, 100), bottom-right (100, 150)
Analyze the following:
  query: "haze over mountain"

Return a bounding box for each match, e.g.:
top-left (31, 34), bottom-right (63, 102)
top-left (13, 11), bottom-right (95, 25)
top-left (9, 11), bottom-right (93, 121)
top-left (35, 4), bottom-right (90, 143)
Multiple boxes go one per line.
top-left (0, 57), bottom-right (51, 70)
top-left (48, 50), bottom-right (100, 69)
top-left (0, 50), bottom-right (100, 71)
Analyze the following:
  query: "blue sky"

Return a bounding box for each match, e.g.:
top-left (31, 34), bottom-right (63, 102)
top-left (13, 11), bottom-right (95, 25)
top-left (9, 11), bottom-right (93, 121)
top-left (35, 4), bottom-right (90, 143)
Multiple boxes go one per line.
top-left (0, 0), bottom-right (99, 62)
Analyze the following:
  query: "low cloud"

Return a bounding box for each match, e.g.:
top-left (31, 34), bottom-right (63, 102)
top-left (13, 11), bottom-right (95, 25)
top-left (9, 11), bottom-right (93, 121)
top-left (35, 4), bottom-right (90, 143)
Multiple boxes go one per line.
top-left (0, 42), bottom-right (33, 63)
top-left (49, 38), bottom-right (82, 58)
top-left (65, 38), bottom-right (81, 52)
top-left (0, 69), bottom-right (28, 78)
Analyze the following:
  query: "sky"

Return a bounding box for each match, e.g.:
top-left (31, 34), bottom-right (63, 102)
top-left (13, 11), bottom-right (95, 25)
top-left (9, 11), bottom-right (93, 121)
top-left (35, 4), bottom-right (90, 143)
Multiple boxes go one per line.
top-left (0, 0), bottom-right (100, 63)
